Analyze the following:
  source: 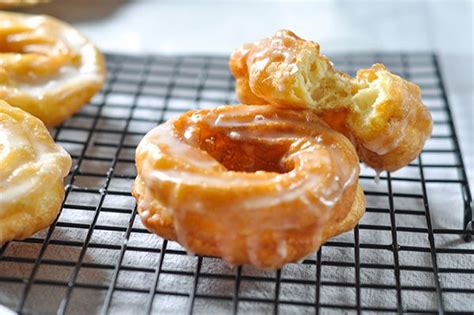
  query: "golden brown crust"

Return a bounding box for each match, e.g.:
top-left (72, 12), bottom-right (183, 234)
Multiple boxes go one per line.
top-left (229, 30), bottom-right (354, 111)
top-left (0, 100), bottom-right (71, 245)
top-left (321, 185), bottom-right (365, 242)
top-left (235, 77), bottom-right (268, 105)
top-left (134, 178), bottom-right (365, 255)
top-left (0, 11), bottom-right (106, 126)
top-left (229, 30), bottom-right (433, 172)
top-left (133, 105), bottom-right (363, 269)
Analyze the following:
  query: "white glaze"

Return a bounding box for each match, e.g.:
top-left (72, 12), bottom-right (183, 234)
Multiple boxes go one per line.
top-left (246, 30), bottom-right (305, 96)
top-left (374, 170), bottom-right (381, 184)
top-left (0, 109), bottom-right (71, 212)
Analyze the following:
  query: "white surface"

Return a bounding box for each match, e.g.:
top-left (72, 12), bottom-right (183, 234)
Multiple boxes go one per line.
top-left (0, 304), bottom-right (16, 315)
top-left (21, 0), bottom-right (473, 187)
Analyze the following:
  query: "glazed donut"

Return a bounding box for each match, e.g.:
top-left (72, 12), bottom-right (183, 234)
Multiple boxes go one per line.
top-left (229, 30), bottom-right (433, 172)
top-left (133, 105), bottom-right (364, 269)
top-left (133, 179), bottom-right (365, 254)
top-left (0, 99), bottom-right (71, 245)
top-left (0, 11), bottom-right (106, 126)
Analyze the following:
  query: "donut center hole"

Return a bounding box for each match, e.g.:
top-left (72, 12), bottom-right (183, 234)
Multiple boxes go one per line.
top-left (200, 133), bottom-right (292, 174)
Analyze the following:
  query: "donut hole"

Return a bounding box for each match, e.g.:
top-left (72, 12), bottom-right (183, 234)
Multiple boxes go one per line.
top-left (199, 132), bottom-right (293, 174)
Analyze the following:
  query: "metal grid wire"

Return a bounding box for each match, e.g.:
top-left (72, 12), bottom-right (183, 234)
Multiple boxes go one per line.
top-left (0, 53), bottom-right (472, 314)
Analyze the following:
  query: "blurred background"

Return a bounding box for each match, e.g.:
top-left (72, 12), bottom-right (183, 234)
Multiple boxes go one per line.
top-left (10, 0), bottom-right (474, 185)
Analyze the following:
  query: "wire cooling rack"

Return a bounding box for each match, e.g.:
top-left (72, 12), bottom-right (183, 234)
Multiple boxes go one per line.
top-left (0, 53), bottom-right (472, 315)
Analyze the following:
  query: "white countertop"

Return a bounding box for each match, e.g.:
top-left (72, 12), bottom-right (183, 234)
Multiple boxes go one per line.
top-left (19, 0), bottom-right (473, 186)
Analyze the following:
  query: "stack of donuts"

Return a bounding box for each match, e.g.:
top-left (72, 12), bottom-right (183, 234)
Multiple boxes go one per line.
top-left (0, 12), bottom-right (105, 244)
top-left (133, 30), bottom-right (432, 269)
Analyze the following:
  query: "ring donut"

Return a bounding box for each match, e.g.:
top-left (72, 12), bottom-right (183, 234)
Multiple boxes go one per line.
top-left (133, 105), bottom-right (364, 269)
top-left (229, 30), bottom-right (432, 171)
top-left (0, 11), bottom-right (106, 126)
top-left (0, 100), bottom-right (71, 245)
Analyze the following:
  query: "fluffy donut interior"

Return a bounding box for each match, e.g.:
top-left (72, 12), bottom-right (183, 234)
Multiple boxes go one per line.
top-left (295, 53), bottom-right (353, 111)
top-left (296, 55), bottom-right (392, 135)
top-left (350, 70), bottom-right (391, 132)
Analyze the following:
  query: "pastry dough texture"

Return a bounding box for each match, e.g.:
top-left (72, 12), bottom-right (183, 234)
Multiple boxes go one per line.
top-left (0, 11), bottom-right (106, 126)
top-left (133, 105), bottom-right (365, 269)
top-left (229, 30), bottom-right (433, 171)
top-left (0, 99), bottom-right (71, 245)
